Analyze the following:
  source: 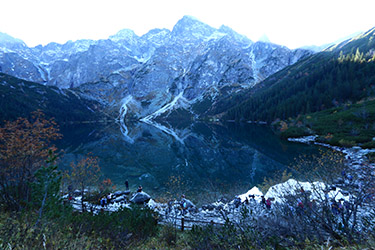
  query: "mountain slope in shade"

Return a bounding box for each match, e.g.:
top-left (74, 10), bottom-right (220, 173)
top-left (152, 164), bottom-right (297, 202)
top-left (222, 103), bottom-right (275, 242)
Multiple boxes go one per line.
top-left (0, 73), bottom-right (104, 124)
top-left (221, 27), bottom-right (375, 122)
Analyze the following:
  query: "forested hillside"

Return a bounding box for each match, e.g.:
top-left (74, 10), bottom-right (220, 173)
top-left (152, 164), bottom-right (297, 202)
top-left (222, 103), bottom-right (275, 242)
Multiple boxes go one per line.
top-left (0, 73), bottom-right (104, 124)
top-left (224, 27), bottom-right (375, 122)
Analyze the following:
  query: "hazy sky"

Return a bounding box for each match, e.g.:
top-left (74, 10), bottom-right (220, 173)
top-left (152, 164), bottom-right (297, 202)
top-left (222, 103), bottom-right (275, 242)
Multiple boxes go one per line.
top-left (1, 0), bottom-right (374, 49)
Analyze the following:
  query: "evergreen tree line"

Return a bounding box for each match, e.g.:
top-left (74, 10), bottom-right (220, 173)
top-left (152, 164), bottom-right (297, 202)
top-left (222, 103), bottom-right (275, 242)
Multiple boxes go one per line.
top-left (0, 73), bottom-right (104, 125)
top-left (225, 50), bottom-right (375, 122)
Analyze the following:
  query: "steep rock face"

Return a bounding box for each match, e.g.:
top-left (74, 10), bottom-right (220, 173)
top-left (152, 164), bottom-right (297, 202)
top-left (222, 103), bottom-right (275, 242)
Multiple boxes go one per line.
top-left (0, 52), bottom-right (45, 83)
top-left (47, 40), bottom-right (141, 88)
top-left (251, 41), bottom-right (308, 82)
top-left (181, 36), bottom-right (256, 100)
top-left (0, 16), bottom-right (313, 120)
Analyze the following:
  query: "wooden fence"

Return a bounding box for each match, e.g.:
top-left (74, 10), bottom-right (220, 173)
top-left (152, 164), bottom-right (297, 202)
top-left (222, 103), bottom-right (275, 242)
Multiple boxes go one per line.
top-left (159, 213), bottom-right (226, 231)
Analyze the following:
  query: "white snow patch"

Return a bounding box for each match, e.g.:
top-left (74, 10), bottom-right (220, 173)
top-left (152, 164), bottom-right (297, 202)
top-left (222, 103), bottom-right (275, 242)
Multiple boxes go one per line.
top-left (289, 136), bottom-right (375, 165)
top-left (35, 64), bottom-right (48, 82)
top-left (264, 179), bottom-right (349, 204)
top-left (133, 55), bottom-right (151, 63)
top-left (70, 196), bottom-right (131, 214)
top-left (238, 187), bottom-right (263, 203)
top-left (86, 106), bottom-right (95, 113)
top-left (119, 123), bottom-right (134, 144)
top-left (249, 46), bottom-right (258, 83)
top-left (141, 92), bottom-right (184, 122)
top-left (117, 96), bottom-right (134, 143)
top-left (117, 96), bottom-right (133, 122)
top-left (204, 31), bottom-right (226, 42)
top-left (242, 43), bottom-right (252, 49)
top-left (288, 135), bottom-right (318, 143)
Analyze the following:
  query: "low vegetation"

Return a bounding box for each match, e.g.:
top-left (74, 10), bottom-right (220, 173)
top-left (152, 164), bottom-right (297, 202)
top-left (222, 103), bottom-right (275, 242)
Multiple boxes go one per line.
top-left (276, 99), bottom-right (375, 148)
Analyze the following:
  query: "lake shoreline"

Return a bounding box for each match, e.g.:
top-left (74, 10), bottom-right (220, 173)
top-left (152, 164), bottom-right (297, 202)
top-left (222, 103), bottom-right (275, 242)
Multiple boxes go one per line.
top-left (66, 138), bottom-right (375, 229)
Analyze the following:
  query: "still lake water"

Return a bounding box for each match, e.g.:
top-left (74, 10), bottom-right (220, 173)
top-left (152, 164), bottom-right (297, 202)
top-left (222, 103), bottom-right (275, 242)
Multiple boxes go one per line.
top-left (57, 121), bottom-right (319, 204)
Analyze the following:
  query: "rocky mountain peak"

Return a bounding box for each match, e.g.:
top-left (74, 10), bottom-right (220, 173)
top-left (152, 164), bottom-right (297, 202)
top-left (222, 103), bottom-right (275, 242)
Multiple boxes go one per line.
top-left (109, 29), bottom-right (139, 44)
top-left (0, 32), bottom-right (27, 52)
top-left (218, 25), bottom-right (252, 45)
top-left (258, 34), bottom-right (271, 43)
top-left (171, 15), bottom-right (216, 40)
top-left (140, 28), bottom-right (171, 45)
top-left (0, 32), bottom-right (24, 44)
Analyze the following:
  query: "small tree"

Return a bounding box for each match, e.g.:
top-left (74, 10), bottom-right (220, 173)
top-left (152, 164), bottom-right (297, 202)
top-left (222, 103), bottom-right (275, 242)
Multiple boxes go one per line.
top-left (31, 150), bottom-right (63, 228)
top-left (65, 154), bottom-right (101, 212)
top-left (0, 111), bottom-right (61, 210)
top-left (99, 178), bottom-right (116, 194)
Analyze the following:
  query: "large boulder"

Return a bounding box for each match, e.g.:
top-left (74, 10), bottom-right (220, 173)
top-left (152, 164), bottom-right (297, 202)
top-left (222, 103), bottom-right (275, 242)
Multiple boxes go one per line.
top-left (114, 196), bottom-right (125, 203)
top-left (130, 191), bottom-right (151, 204)
top-left (181, 198), bottom-right (195, 209)
top-left (114, 191), bottom-right (124, 196)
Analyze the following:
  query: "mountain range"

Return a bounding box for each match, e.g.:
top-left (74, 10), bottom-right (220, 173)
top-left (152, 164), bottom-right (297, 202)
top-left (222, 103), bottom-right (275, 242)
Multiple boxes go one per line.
top-left (1, 15), bottom-right (373, 141)
top-left (0, 16), bottom-right (313, 122)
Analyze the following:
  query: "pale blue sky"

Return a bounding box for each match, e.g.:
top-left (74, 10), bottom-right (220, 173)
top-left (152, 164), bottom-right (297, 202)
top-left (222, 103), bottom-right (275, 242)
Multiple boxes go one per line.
top-left (1, 0), bottom-right (374, 49)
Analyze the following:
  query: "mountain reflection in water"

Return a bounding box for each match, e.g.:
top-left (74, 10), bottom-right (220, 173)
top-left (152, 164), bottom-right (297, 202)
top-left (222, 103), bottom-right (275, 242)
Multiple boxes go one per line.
top-left (57, 121), bottom-right (318, 204)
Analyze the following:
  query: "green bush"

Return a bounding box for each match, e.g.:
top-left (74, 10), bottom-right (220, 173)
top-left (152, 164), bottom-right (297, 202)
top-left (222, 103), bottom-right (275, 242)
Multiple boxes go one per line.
top-left (0, 211), bottom-right (103, 249)
top-left (69, 205), bottom-right (158, 247)
top-left (0, 204), bottom-right (158, 249)
top-left (187, 220), bottom-right (261, 249)
top-left (280, 126), bottom-right (312, 139)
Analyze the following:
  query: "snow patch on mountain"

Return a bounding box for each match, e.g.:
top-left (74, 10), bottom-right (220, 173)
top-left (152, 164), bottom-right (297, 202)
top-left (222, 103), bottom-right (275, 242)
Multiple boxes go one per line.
top-left (205, 31), bottom-right (226, 42)
top-left (141, 92), bottom-right (186, 122)
top-left (117, 95), bottom-right (133, 122)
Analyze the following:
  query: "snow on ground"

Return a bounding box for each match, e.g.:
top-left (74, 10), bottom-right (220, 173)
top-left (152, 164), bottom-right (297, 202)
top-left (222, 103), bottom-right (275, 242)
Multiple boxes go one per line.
top-left (204, 31), bottom-right (226, 42)
top-left (70, 196), bottom-right (131, 214)
top-left (238, 186), bottom-right (263, 203)
top-left (264, 179), bottom-right (349, 203)
top-left (117, 95), bottom-right (133, 122)
top-left (117, 95), bottom-right (135, 143)
top-left (141, 92), bottom-right (184, 122)
top-left (288, 135), bottom-right (375, 165)
top-left (288, 135), bottom-right (318, 143)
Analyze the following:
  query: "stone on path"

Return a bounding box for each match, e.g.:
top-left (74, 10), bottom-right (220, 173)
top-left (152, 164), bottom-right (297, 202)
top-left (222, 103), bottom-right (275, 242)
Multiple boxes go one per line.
top-left (130, 191), bottom-right (151, 204)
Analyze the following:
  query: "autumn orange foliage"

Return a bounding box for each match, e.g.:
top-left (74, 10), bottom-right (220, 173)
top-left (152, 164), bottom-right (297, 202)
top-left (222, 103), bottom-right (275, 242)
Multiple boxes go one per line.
top-left (0, 110), bottom-right (61, 210)
top-left (65, 153), bottom-right (101, 212)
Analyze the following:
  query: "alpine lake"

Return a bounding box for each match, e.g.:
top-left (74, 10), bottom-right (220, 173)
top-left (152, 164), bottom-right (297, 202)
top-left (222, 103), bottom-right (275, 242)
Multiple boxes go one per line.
top-left (56, 120), bottom-right (320, 205)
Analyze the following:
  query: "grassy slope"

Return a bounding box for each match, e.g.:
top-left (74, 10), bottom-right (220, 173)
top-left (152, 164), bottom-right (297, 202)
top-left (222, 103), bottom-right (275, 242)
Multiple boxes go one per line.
top-left (279, 98), bottom-right (375, 148)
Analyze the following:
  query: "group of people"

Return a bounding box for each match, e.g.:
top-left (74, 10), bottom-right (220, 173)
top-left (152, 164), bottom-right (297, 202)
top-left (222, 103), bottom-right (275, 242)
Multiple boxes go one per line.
top-left (99, 181), bottom-right (143, 207)
top-left (330, 198), bottom-right (349, 215)
top-left (261, 196), bottom-right (273, 209)
top-left (235, 194), bottom-right (273, 209)
top-left (100, 193), bottom-right (113, 207)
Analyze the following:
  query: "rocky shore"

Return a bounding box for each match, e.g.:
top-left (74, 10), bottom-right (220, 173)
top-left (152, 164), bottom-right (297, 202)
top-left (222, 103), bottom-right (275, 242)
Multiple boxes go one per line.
top-left (66, 141), bottom-right (375, 229)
